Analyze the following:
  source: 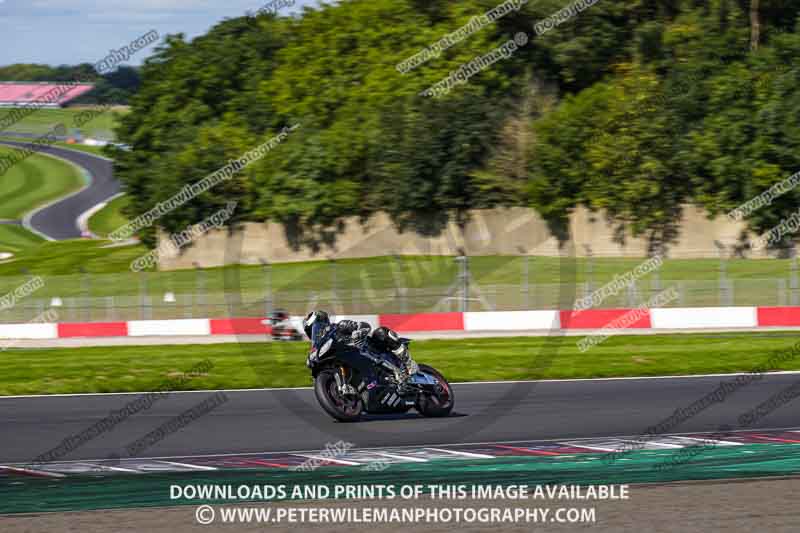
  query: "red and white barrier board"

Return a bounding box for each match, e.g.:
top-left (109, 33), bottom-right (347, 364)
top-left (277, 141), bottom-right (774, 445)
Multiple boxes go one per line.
top-left (0, 322), bottom-right (58, 340)
top-left (128, 319), bottom-right (211, 337)
top-left (464, 311), bottom-right (560, 331)
top-left (58, 322), bottom-right (127, 338)
top-left (650, 307), bottom-right (757, 329)
top-left (758, 307), bottom-right (800, 327)
top-left (558, 309), bottom-right (651, 329)
top-left (0, 306), bottom-right (797, 340)
top-left (381, 312), bottom-right (463, 332)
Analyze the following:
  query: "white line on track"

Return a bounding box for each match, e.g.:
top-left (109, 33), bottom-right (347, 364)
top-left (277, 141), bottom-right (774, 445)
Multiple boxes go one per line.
top-left (371, 452), bottom-right (428, 463)
top-left (6, 370), bottom-right (800, 399)
top-left (675, 436), bottom-right (743, 446)
top-left (624, 440), bottom-right (683, 449)
top-left (71, 462), bottom-right (140, 474)
top-left (562, 443), bottom-right (617, 452)
top-left (425, 448), bottom-right (495, 459)
top-left (12, 425), bottom-right (800, 468)
top-left (158, 461), bottom-right (217, 471)
top-left (97, 464), bottom-right (141, 473)
top-left (294, 455), bottom-right (360, 466)
top-left (0, 465), bottom-right (65, 478)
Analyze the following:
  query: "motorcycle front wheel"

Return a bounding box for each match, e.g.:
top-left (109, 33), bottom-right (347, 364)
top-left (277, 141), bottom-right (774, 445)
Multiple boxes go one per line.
top-left (414, 364), bottom-right (455, 418)
top-left (314, 369), bottom-right (363, 422)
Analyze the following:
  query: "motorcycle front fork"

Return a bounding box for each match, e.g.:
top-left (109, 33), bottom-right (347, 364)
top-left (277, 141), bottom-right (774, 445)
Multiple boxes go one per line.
top-left (334, 366), bottom-right (358, 396)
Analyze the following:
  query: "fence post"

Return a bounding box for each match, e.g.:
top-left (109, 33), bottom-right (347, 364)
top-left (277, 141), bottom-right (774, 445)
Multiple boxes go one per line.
top-left (627, 281), bottom-right (638, 308)
top-left (456, 252), bottom-right (469, 312)
top-left (139, 271), bottom-right (149, 320)
top-left (17, 268), bottom-right (29, 322)
top-left (583, 245), bottom-right (593, 294)
top-left (715, 241), bottom-right (728, 306)
top-left (79, 267), bottom-right (90, 322)
top-left (107, 296), bottom-right (114, 322)
top-left (727, 278), bottom-right (735, 306)
top-left (652, 268), bottom-right (661, 300)
top-left (791, 247), bottom-right (798, 306)
top-left (519, 248), bottom-right (531, 311)
top-left (326, 257), bottom-right (336, 313)
top-left (260, 259), bottom-right (272, 318)
top-left (388, 254), bottom-right (406, 314)
top-left (164, 273), bottom-right (175, 320)
top-left (193, 262), bottom-right (206, 318)
top-left (525, 255), bottom-right (531, 310)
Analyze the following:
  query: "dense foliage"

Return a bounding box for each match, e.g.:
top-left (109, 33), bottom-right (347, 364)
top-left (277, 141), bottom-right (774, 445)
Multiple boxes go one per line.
top-left (110, 0), bottom-right (799, 250)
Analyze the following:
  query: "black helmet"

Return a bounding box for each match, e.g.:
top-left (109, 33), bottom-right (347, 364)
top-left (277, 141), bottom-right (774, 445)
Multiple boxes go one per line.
top-left (303, 310), bottom-right (330, 340)
top-left (370, 326), bottom-right (402, 352)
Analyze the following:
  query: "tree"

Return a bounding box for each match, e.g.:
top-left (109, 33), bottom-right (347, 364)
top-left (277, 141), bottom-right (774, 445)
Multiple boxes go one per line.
top-left (751, 0), bottom-right (761, 50)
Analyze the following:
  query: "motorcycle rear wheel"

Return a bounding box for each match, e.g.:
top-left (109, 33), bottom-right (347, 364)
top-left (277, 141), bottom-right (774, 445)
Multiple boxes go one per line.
top-left (314, 369), bottom-right (363, 422)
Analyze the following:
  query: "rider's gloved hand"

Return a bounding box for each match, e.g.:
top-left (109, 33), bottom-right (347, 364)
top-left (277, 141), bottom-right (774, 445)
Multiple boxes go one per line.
top-left (337, 319), bottom-right (358, 332)
top-left (351, 328), bottom-right (370, 343)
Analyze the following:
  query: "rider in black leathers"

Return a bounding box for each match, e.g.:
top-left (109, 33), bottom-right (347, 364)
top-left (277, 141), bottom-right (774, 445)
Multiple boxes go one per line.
top-left (303, 311), bottom-right (416, 385)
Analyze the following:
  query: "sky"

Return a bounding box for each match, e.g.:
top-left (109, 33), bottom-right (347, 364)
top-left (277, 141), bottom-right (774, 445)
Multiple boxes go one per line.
top-left (0, 0), bottom-right (319, 68)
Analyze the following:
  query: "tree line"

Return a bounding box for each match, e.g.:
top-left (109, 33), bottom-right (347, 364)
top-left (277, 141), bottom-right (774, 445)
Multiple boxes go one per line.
top-left (108, 0), bottom-right (799, 252)
top-left (0, 64), bottom-right (142, 105)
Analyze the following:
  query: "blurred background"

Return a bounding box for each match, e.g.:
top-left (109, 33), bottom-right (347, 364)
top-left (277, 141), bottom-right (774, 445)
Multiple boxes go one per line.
top-left (1, 0), bottom-right (799, 322)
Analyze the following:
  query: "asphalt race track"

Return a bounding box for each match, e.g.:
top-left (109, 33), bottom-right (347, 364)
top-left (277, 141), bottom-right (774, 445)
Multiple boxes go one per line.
top-left (0, 141), bottom-right (118, 240)
top-left (2, 373), bottom-right (800, 464)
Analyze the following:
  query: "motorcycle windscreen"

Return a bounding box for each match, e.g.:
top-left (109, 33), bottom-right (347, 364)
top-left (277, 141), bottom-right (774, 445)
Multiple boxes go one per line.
top-left (310, 320), bottom-right (329, 348)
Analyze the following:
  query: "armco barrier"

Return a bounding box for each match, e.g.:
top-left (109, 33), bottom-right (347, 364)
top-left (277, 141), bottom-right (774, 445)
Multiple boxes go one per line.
top-left (0, 307), bottom-right (793, 340)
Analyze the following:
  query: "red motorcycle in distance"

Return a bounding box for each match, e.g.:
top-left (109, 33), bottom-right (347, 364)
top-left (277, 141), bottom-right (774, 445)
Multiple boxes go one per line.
top-left (266, 310), bottom-right (304, 341)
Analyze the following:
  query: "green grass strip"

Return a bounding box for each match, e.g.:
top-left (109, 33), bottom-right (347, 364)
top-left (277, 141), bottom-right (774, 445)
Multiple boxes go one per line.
top-left (3, 331), bottom-right (800, 396)
top-left (88, 195), bottom-right (129, 238)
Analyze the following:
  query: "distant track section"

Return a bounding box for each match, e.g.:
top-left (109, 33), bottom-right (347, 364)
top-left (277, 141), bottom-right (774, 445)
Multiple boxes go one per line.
top-left (0, 141), bottom-right (118, 240)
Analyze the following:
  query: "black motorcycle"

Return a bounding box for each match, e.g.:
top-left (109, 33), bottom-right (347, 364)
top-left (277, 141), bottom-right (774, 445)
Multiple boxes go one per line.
top-left (306, 320), bottom-right (454, 422)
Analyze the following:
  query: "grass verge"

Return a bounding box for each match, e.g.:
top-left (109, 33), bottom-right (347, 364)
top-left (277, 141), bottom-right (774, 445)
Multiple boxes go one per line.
top-left (88, 195), bottom-right (129, 238)
top-left (0, 246), bottom-right (797, 298)
top-left (0, 106), bottom-right (125, 139)
top-left (1, 331), bottom-right (799, 396)
top-left (0, 225), bottom-right (44, 254)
